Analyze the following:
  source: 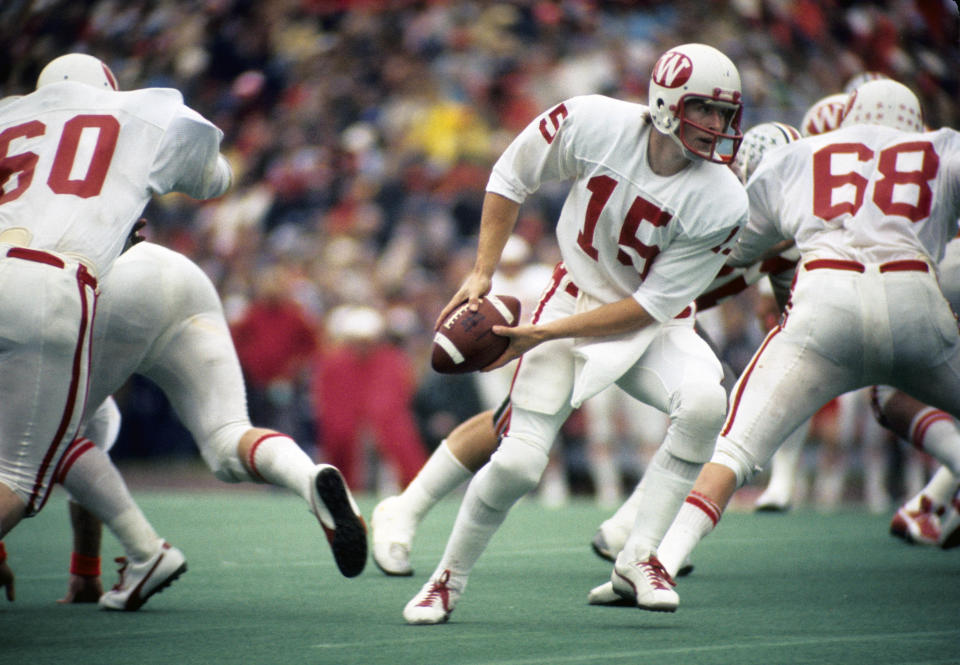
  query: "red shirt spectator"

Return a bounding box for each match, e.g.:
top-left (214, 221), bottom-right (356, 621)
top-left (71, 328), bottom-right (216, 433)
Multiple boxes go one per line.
top-left (312, 305), bottom-right (427, 490)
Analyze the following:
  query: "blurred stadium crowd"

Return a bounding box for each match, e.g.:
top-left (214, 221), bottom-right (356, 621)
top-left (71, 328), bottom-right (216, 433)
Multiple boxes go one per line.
top-left (2, 0), bottom-right (958, 504)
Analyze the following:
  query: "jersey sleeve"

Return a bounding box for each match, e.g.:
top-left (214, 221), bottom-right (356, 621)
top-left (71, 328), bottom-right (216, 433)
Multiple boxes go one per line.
top-left (729, 156), bottom-right (790, 267)
top-left (149, 104), bottom-right (231, 200)
top-left (485, 97), bottom-right (584, 203)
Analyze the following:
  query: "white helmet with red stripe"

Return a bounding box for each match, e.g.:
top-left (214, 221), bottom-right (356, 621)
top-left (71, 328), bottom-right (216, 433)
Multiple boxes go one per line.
top-left (840, 79), bottom-right (924, 132)
top-left (800, 93), bottom-right (848, 136)
top-left (648, 43), bottom-right (743, 164)
top-left (36, 53), bottom-right (119, 91)
top-left (733, 122), bottom-right (801, 184)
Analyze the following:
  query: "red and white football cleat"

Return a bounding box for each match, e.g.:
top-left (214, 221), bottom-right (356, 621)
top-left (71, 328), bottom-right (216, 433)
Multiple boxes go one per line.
top-left (403, 569), bottom-right (463, 625)
top-left (612, 552), bottom-right (678, 612)
top-left (889, 495), bottom-right (942, 547)
top-left (939, 495), bottom-right (960, 550)
top-left (99, 541), bottom-right (187, 611)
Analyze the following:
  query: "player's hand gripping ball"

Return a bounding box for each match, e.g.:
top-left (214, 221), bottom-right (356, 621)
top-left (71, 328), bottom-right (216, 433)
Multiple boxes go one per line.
top-left (431, 295), bottom-right (521, 374)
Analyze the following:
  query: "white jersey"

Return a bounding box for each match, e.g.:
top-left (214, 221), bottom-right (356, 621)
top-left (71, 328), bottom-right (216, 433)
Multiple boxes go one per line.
top-left (487, 94), bottom-right (747, 322)
top-left (735, 126), bottom-right (960, 267)
top-left (0, 82), bottom-right (229, 275)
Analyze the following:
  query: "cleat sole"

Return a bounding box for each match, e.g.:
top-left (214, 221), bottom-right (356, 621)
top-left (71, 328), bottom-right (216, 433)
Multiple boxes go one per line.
top-left (315, 467), bottom-right (368, 578)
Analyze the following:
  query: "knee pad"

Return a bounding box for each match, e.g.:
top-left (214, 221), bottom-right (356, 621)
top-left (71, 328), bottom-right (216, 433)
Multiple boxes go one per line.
top-left (663, 380), bottom-right (729, 464)
top-left (475, 436), bottom-right (549, 511)
top-left (200, 421), bottom-right (254, 483)
top-left (710, 437), bottom-right (763, 488)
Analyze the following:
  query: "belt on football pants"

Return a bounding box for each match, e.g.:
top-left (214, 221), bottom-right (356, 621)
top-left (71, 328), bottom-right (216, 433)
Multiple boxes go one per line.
top-left (552, 262), bottom-right (692, 319)
top-left (804, 258), bottom-right (929, 274)
top-left (6, 246), bottom-right (98, 289)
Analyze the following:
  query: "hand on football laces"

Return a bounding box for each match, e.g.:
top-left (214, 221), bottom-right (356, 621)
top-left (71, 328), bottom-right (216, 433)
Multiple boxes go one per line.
top-left (435, 271), bottom-right (492, 330)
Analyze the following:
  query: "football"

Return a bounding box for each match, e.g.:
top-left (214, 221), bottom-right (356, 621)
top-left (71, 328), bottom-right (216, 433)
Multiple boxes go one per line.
top-left (431, 294), bottom-right (521, 374)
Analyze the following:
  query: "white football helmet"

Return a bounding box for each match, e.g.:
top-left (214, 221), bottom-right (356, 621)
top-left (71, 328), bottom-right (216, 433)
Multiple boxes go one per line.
top-left (733, 122), bottom-right (801, 185)
top-left (36, 53), bottom-right (118, 91)
top-left (800, 93), bottom-right (848, 136)
top-left (840, 79), bottom-right (923, 132)
top-left (648, 43), bottom-right (743, 164)
top-left (843, 71), bottom-right (889, 94)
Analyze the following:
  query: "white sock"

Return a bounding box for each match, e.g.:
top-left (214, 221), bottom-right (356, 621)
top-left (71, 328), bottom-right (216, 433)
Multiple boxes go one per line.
top-left (813, 453), bottom-right (847, 510)
top-left (762, 423), bottom-right (806, 500)
top-left (435, 465), bottom-right (510, 586)
top-left (907, 466), bottom-right (959, 511)
top-left (398, 440), bottom-right (471, 522)
top-left (621, 447), bottom-right (701, 560)
top-left (590, 448), bottom-right (622, 508)
top-left (59, 441), bottom-right (161, 562)
top-left (658, 490), bottom-right (723, 578)
top-left (862, 417), bottom-right (892, 513)
top-left (910, 410), bottom-right (960, 476)
top-left (604, 478), bottom-right (646, 535)
top-left (248, 433), bottom-right (314, 502)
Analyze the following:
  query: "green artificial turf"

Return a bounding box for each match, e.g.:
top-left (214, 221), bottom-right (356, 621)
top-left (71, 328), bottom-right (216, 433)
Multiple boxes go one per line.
top-left (2, 488), bottom-right (957, 665)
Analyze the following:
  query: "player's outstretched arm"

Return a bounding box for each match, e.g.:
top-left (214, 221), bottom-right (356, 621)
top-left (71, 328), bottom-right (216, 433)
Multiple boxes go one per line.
top-left (436, 193), bottom-right (521, 328)
top-left (58, 501), bottom-right (104, 603)
top-left (487, 297), bottom-right (654, 370)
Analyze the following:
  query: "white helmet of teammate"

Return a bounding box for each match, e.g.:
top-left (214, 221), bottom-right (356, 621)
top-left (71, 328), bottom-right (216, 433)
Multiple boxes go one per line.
top-left (36, 53), bottom-right (118, 91)
top-left (843, 71), bottom-right (889, 94)
top-left (840, 78), bottom-right (923, 132)
top-left (800, 93), bottom-right (848, 136)
top-left (648, 43), bottom-right (743, 164)
top-left (733, 122), bottom-right (801, 185)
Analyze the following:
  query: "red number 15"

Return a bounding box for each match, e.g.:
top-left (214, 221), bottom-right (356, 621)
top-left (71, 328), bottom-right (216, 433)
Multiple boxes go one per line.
top-left (577, 175), bottom-right (672, 280)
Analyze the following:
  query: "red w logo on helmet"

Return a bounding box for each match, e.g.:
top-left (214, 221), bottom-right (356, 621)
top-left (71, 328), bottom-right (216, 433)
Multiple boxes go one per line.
top-left (652, 52), bottom-right (692, 89)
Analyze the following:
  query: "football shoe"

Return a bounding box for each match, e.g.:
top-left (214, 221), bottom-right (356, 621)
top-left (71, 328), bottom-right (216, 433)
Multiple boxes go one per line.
top-left (403, 569), bottom-right (463, 625)
top-left (889, 495), bottom-right (941, 547)
top-left (612, 552), bottom-right (678, 612)
top-left (99, 541), bottom-right (187, 611)
top-left (939, 495), bottom-right (960, 550)
top-left (592, 524), bottom-right (693, 577)
top-left (590, 520), bottom-right (629, 562)
top-left (371, 495), bottom-right (415, 576)
top-left (310, 464), bottom-right (367, 578)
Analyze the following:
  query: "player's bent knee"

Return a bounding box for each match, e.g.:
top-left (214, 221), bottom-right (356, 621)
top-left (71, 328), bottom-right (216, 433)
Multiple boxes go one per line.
top-left (475, 436), bottom-right (549, 511)
top-left (710, 437), bottom-right (762, 488)
top-left (676, 380), bottom-right (729, 433)
top-left (665, 381), bottom-right (729, 463)
top-left (201, 422), bottom-right (255, 483)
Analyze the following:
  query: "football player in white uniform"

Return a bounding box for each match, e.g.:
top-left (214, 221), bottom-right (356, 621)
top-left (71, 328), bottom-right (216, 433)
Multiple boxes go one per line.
top-left (0, 239), bottom-right (369, 610)
top-left (58, 240), bottom-right (368, 610)
top-left (0, 53), bottom-right (231, 542)
top-left (402, 43), bottom-right (748, 624)
top-left (371, 120), bottom-right (801, 580)
top-left (640, 79), bottom-right (960, 610)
